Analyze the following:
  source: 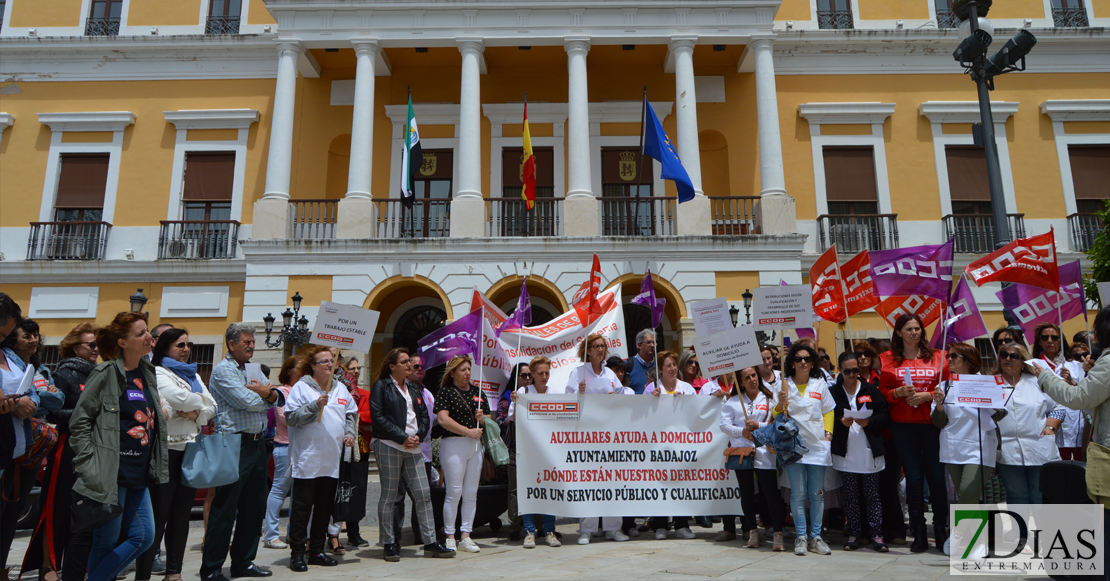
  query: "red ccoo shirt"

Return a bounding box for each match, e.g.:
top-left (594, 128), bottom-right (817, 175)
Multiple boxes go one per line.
top-left (878, 350), bottom-right (948, 424)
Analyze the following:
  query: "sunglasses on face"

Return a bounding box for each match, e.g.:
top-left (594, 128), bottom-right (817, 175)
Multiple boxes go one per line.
top-left (412, 364), bottom-right (424, 370)
top-left (687, 361), bottom-right (699, 367)
top-left (519, 373), bottom-right (532, 379)
top-left (173, 342), bottom-right (189, 349)
top-left (793, 356), bottom-right (812, 364)
top-left (1074, 352), bottom-right (1090, 360)
top-left (81, 342), bottom-right (98, 349)
top-left (999, 337), bottom-right (1016, 345)
top-left (1039, 334), bottom-right (1061, 342)
top-left (946, 353), bottom-right (962, 360)
top-left (821, 355), bottom-right (830, 361)
top-left (1000, 352), bottom-right (1025, 361)
top-left (841, 368), bottom-right (860, 375)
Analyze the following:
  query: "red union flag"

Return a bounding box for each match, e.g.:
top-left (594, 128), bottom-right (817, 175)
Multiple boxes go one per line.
top-left (875, 294), bottom-right (946, 328)
top-left (964, 230), bottom-right (1060, 291)
top-left (842, 251), bottom-right (881, 316)
top-left (810, 246), bottom-right (846, 323)
top-left (573, 254), bottom-right (604, 328)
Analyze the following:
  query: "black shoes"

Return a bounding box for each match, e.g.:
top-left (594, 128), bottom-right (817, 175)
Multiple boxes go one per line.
top-left (934, 525), bottom-right (949, 554)
top-left (423, 542), bottom-right (457, 558)
top-left (230, 564), bottom-right (272, 578)
top-left (348, 535), bottom-right (371, 548)
top-left (384, 543), bottom-right (401, 562)
top-left (288, 557), bottom-right (307, 573)
top-left (910, 525), bottom-right (930, 554)
top-left (696, 516), bottom-right (713, 529)
top-left (201, 572), bottom-right (230, 581)
top-left (308, 552), bottom-right (338, 567)
top-left (508, 529), bottom-right (521, 542)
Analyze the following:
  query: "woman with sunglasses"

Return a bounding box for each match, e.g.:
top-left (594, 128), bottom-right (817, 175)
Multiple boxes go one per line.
top-left (720, 367), bottom-right (787, 551)
top-left (831, 351), bottom-right (890, 552)
top-left (135, 329), bottom-right (217, 581)
top-left (878, 313), bottom-right (948, 554)
top-left (1032, 323), bottom-right (1089, 461)
top-left (567, 334), bottom-right (623, 395)
top-left (853, 341), bottom-right (882, 385)
top-left (993, 327), bottom-right (1026, 352)
top-left (678, 349), bottom-right (709, 394)
top-left (775, 342), bottom-right (836, 556)
top-left (995, 343), bottom-right (1064, 506)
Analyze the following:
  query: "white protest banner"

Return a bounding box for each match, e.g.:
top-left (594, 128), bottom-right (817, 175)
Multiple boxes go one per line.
top-left (468, 285), bottom-right (627, 409)
top-left (752, 285), bottom-right (813, 331)
top-left (948, 374), bottom-right (1006, 408)
top-left (310, 301), bottom-right (381, 353)
top-left (516, 394), bottom-right (739, 517)
top-left (690, 298), bottom-right (732, 337)
top-left (692, 325), bottom-right (761, 378)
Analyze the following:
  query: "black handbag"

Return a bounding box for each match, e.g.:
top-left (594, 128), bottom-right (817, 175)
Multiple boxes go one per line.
top-left (71, 492), bottom-right (122, 533)
top-left (332, 448), bottom-right (355, 522)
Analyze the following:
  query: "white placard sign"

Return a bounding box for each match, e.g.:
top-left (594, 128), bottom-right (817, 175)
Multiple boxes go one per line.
top-left (692, 325), bottom-right (762, 377)
top-left (947, 374), bottom-right (1006, 409)
top-left (309, 301), bottom-right (381, 353)
top-left (1099, 282), bottom-right (1110, 308)
top-left (690, 298), bottom-right (733, 338)
top-left (752, 285), bottom-right (813, 331)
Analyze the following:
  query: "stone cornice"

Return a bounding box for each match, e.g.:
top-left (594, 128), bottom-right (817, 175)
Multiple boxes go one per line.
top-left (798, 103), bottom-right (895, 125)
top-left (164, 109), bottom-right (261, 130)
top-left (919, 101), bottom-right (1019, 124)
top-left (38, 111), bottom-right (136, 132)
top-left (0, 259), bottom-right (246, 284)
top-left (1040, 100), bottom-right (1110, 122)
top-left (0, 113), bottom-right (13, 132)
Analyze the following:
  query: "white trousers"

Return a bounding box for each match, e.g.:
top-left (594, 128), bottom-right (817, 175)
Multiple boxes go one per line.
top-left (579, 516), bottom-right (623, 533)
top-left (440, 436), bottom-right (484, 535)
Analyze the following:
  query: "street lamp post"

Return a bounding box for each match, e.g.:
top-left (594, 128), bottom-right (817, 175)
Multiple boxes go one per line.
top-left (263, 291), bottom-right (312, 352)
top-left (729, 304), bottom-right (740, 328)
top-left (742, 289), bottom-right (754, 325)
top-left (129, 288), bottom-right (148, 313)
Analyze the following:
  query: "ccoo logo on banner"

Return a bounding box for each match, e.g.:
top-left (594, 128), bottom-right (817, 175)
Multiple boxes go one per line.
top-left (949, 504), bottom-right (1103, 575)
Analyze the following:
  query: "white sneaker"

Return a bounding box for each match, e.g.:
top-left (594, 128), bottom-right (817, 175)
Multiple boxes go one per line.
top-left (626, 528), bottom-right (640, 538)
top-left (458, 538), bottom-right (480, 553)
top-left (655, 529), bottom-right (668, 540)
top-left (445, 538), bottom-right (457, 551)
top-left (809, 537), bottom-right (832, 555)
top-left (675, 527), bottom-right (696, 539)
top-left (263, 538), bottom-right (288, 549)
top-left (970, 543), bottom-right (988, 560)
top-left (577, 532), bottom-right (591, 545)
top-left (523, 532), bottom-right (536, 549)
top-left (605, 530), bottom-right (629, 542)
top-left (944, 537), bottom-right (952, 556)
top-left (546, 532), bottom-right (562, 547)
top-left (794, 536), bottom-right (808, 556)
top-left (592, 531), bottom-right (604, 538)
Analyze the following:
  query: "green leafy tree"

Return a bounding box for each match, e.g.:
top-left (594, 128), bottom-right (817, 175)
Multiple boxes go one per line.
top-left (1082, 199), bottom-right (1110, 309)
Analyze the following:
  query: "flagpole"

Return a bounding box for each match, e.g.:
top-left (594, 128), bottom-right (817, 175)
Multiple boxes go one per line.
top-left (479, 306), bottom-right (485, 395)
top-left (831, 244), bottom-right (854, 337)
top-left (632, 86), bottom-right (648, 236)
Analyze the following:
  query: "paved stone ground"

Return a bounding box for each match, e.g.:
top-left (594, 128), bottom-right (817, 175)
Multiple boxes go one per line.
top-left (8, 477), bottom-right (1050, 581)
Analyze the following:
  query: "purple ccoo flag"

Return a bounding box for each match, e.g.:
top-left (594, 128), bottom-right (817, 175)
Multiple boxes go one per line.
top-left (995, 260), bottom-right (1085, 342)
top-left (497, 278), bottom-right (532, 337)
top-left (631, 271), bottom-right (667, 328)
top-left (930, 276), bottom-right (988, 349)
top-left (869, 240), bottom-right (954, 301)
top-left (780, 279), bottom-right (816, 339)
top-left (417, 308), bottom-right (482, 369)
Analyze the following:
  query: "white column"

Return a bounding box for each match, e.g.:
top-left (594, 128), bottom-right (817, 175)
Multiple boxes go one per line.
top-left (563, 37), bottom-right (599, 237)
top-left (752, 36), bottom-right (796, 234)
top-left (450, 39), bottom-right (487, 237)
top-left (669, 36), bottom-right (710, 235)
top-left (253, 40), bottom-right (302, 239)
top-left (338, 39), bottom-right (380, 238)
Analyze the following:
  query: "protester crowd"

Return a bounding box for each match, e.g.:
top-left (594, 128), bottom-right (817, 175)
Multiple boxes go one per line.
top-left (1, 290), bottom-right (1108, 580)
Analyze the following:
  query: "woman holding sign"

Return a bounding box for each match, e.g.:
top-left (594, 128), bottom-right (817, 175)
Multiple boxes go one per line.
top-left (647, 351), bottom-right (696, 540)
top-left (720, 367), bottom-right (786, 551)
top-left (774, 342), bottom-right (835, 556)
top-left (878, 314), bottom-right (948, 554)
top-left (566, 334), bottom-right (622, 394)
top-left (436, 355), bottom-right (491, 554)
top-left (994, 343), bottom-right (1063, 506)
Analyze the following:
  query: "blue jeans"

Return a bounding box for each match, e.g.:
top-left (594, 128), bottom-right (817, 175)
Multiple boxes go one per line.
top-left (996, 464), bottom-right (1043, 505)
top-left (87, 487), bottom-right (154, 581)
top-left (522, 514), bottom-right (555, 535)
top-left (263, 443), bottom-right (292, 541)
top-left (784, 462), bottom-right (826, 540)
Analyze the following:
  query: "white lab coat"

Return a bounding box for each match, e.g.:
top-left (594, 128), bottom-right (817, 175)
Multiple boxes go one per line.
top-left (998, 373), bottom-right (1062, 467)
top-left (720, 391), bottom-right (776, 470)
top-left (781, 375), bottom-right (835, 467)
top-left (286, 379), bottom-right (358, 479)
top-left (936, 377), bottom-right (999, 467)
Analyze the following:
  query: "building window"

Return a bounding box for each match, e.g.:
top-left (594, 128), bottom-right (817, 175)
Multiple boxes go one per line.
top-left (207, 0), bottom-right (242, 34)
top-left (187, 344), bottom-right (216, 385)
top-left (823, 147), bottom-right (877, 216)
top-left (162, 152), bottom-right (238, 259)
top-left (499, 147), bottom-right (556, 236)
top-left (86, 0), bottom-right (122, 36)
top-left (975, 338), bottom-right (995, 372)
top-left (1069, 145), bottom-right (1110, 213)
top-left (405, 150), bottom-right (452, 238)
top-left (817, 0), bottom-right (854, 29)
top-left (934, 0), bottom-right (959, 28)
top-left (941, 145), bottom-right (1023, 253)
top-left (39, 345), bottom-right (61, 376)
top-left (1052, 0), bottom-right (1089, 27)
top-left (601, 148), bottom-right (657, 236)
top-left (55, 153), bottom-right (109, 223)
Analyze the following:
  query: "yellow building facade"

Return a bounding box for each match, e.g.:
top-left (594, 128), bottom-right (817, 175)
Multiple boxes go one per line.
top-left (1, 0), bottom-right (1106, 376)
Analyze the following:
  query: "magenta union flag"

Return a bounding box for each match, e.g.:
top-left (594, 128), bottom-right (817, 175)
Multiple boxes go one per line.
top-left (930, 277), bottom-right (988, 349)
top-left (996, 260), bottom-right (1085, 341)
top-left (868, 240), bottom-right (954, 301)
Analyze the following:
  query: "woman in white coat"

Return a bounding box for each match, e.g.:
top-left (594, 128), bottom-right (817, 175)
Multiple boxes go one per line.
top-left (1032, 322), bottom-right (1089, 461)
top-left (566, 333), bottom-right (623, 395)
top-left (774, 342), bottom-right (835, 556)
top-left (647, 350), bottom-right (696, 539)
top-left (138, 328), bottom-right (217, 581)
top-left (994, 343), bottom-right (1064, 505)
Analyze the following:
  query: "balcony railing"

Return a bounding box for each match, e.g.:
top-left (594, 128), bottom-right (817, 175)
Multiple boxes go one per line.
top-left (710, 196), bottom-right (760, 235)
top-left (1068, 212), bottom-right (1103, 252)
top-left (205, 15), bottom-right (240, 34)
top-left (490, 197), bottom-right (563, 237)
top-left (816, 214), bottom-right (899, 253)
top-left (291, 199), bottom-right (337, 240)
top-left (817, 9), bottom-right (854, 29)
top-left (84, 17), bottom-right (120, 36)
top-left (375, 199), bottom-right (452, 238)
top-left (158, 220), bottom-right (240, 259)
top-left (600, 197), bottom-right (676, 236)
top-left (1052, 7), bottom-right (1089, 27)
top-left (943, 213), bottom-right (1026, 254)
top-left (27, 221), bottom-right (111, 260)
top-left (936, 8), bottom-right (960, 28)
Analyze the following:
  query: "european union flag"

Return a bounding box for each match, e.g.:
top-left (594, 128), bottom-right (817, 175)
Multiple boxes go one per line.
top-left (641, 96), bottom-right (695, 203)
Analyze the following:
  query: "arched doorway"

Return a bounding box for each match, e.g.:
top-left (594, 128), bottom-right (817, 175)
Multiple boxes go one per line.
top-left (393, 304), bottom-right (448, 390)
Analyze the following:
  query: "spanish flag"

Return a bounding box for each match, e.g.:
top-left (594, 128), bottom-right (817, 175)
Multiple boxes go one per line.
top-left (521, 100), bottom-right (536, 210)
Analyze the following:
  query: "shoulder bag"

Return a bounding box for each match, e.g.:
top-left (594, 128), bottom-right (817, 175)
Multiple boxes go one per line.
top-left (1086, 406), bottom-right (1109, 503)
top-left (180, 432), bottom-right (242, 488)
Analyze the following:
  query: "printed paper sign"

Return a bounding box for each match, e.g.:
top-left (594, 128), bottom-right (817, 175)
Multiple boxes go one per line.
top-left (752, 285), bottom-right (813, 331)
top-left (690, 298), bottom-right (733, 338)
top-left (692, 325), bottom-right (762, 378)
top-left (1100, 282), bottom-right (1110, 308)
top-left (948, 374), bottom-right (1006, 409)
top-left (517, 394), bottom-right (737, 517)
top-left (310, 301), bottom-right (381, 353)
